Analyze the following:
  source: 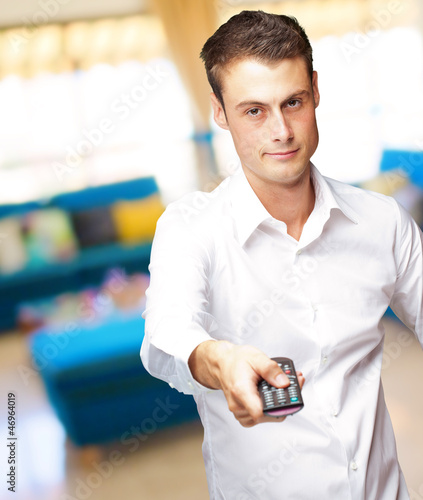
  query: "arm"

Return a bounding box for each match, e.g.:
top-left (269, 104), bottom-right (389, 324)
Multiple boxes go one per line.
top-left (141, 201), bottom-right (305, 425)
top-left (141, 203), bottom-right (216, 395)
top-left (390, 200), bottom-right (423, 340)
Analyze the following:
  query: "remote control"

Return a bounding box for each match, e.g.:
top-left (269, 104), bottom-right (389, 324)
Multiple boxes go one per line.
top-left (258, 357), bottom-right (304, 417)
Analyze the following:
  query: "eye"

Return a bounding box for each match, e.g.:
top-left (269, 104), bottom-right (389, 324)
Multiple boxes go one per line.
top-left (286, 99), bottom-right (300, 108)
top-left (246, 108), bottom-right (262, 117)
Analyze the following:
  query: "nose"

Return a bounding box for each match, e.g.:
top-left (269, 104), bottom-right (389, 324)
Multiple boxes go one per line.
top-left (269, 111), bottom-right (293, 142)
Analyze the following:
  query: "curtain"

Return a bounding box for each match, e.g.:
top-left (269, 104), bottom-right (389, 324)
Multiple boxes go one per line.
top-left (151, 0), bottom-right (218, 133)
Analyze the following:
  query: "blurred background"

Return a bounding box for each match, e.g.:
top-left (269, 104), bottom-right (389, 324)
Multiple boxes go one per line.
top-left (0, 0), bottom-right (422, 499)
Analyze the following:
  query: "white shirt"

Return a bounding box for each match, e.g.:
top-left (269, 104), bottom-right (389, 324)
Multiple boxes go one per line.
top-left (141, 164), bottom-right (423, 500)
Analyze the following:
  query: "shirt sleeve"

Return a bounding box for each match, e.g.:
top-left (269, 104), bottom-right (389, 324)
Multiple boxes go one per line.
top-left (390, 200), bottom-right (423, 343)
top-left (140, 202), bottom-right (218, 395)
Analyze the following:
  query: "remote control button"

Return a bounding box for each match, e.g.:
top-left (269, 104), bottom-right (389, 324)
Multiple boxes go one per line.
top-left (285, 369), bottom-right (291, 374)
top-left (290, 397), bottom-right (299, 402)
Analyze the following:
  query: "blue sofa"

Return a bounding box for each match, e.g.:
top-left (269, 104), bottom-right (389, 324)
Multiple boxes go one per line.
top-left (0, 177), bottom-right (159, 331)
top-left (29, 312), bottom-right (199, 446)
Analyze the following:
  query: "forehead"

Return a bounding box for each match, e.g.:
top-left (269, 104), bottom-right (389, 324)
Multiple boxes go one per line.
top-left (219, 57), bottom-right (311, 103)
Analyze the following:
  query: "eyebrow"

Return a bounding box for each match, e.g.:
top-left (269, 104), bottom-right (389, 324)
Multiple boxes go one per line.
top-left (234, 89), bottom-right (309, 111)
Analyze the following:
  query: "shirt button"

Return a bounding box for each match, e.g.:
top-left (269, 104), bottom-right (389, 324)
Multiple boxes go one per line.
top-left (322, 356), bottom-right (328, 365)
top-left (169, 383), bottom-right (175, 389)
top-left (187, 382), bottom-right (194, 389)
top-left (296, 249), bottom-right (302, 255)
top-left (331, 409), bottom-right (338, 417)
top-left (351, 461), bottom-right (358, 471)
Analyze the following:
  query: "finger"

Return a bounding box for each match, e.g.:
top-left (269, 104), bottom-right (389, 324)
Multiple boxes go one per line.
top-left (252, 355), bottom-right (290, 388)
top-left (258, 414), bottom-right (287, 424)
top-left (238, 416), bottom-right (257, 428)
top-left (236, 387), bottom-right (263, 421)
top-left (226, 379), bottom-right (263, 421)
top-left (231, 404), bottom-right (258, 427)
top-left (238, 412), bottom-right (288, 427)
top-left (236, 408), bottom-right (276, 427)
top-left (296, 371), bottom-right (305, 390)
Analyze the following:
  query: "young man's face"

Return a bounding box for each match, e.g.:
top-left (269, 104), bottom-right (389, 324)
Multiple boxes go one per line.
top-left (211, 56), bottom-right (320, 189)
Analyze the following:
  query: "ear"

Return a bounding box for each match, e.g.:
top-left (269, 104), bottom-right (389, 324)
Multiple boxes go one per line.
top-left (312, 71), bottom-right (320, 108)
top-left (210, 93), bottom-right (229, 130)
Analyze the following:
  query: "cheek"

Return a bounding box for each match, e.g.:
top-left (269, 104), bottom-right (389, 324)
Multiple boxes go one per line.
top-left (296, 111), bottom-right (318, 142)
top-left (233, 126), bottom-right (265, 155)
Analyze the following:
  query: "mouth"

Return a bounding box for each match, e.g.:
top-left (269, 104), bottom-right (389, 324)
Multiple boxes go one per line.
top-left (264, 148), bottom-right (299, 160)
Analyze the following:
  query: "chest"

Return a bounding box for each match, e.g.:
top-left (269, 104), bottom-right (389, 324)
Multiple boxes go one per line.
top-left (206, 220), bottom-right (397, 365)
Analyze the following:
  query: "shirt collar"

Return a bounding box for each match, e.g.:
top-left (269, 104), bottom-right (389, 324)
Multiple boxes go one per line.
top-left (311, 164), bottom-right (359, 225)
top-left (228, 163), bottom-right (359, 246)
top-left (228, 167), bottom-right (271, 246)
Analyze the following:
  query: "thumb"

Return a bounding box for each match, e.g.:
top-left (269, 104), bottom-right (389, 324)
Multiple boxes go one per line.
top-left (259, 358), bottom-right (290, 388)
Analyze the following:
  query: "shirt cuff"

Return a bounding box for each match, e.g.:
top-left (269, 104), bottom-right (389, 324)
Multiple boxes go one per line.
top-left (150, 317), bottom-right (218, 395)
top-left (168, 345), bottom-right (217, 395)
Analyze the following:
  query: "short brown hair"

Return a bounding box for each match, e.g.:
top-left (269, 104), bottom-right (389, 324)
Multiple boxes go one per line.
top-left (200, 10), bottom-right (313, 107)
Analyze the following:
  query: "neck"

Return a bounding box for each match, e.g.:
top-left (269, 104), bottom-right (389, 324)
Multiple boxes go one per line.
top-left (243, 165), bottom-right (315, 241)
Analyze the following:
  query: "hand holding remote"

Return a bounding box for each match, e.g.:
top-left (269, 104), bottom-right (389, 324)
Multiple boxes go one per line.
top-left (188, 341), bottom-right (305, 427)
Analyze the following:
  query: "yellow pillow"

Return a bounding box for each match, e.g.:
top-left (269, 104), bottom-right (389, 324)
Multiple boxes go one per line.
top-left (111, 195), bottom-right (165, 244)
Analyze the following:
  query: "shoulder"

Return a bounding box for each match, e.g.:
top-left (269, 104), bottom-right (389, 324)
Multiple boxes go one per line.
top-left (324, 174), bottom-right (401, 224)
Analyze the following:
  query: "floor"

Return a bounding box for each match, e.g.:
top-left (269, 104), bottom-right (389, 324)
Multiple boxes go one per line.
top-left (0, 318), bottom-right (422, 500)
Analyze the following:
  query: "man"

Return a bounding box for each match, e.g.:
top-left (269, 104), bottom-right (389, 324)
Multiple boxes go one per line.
top-left (141, 10), bottom-right (422, 499)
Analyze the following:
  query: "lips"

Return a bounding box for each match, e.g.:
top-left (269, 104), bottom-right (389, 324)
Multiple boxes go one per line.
top-left (265, 148), bottom-right (299, 159)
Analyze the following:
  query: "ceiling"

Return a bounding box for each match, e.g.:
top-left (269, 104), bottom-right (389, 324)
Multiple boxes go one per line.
top-left (0, 0), bottom-right (149, 28)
